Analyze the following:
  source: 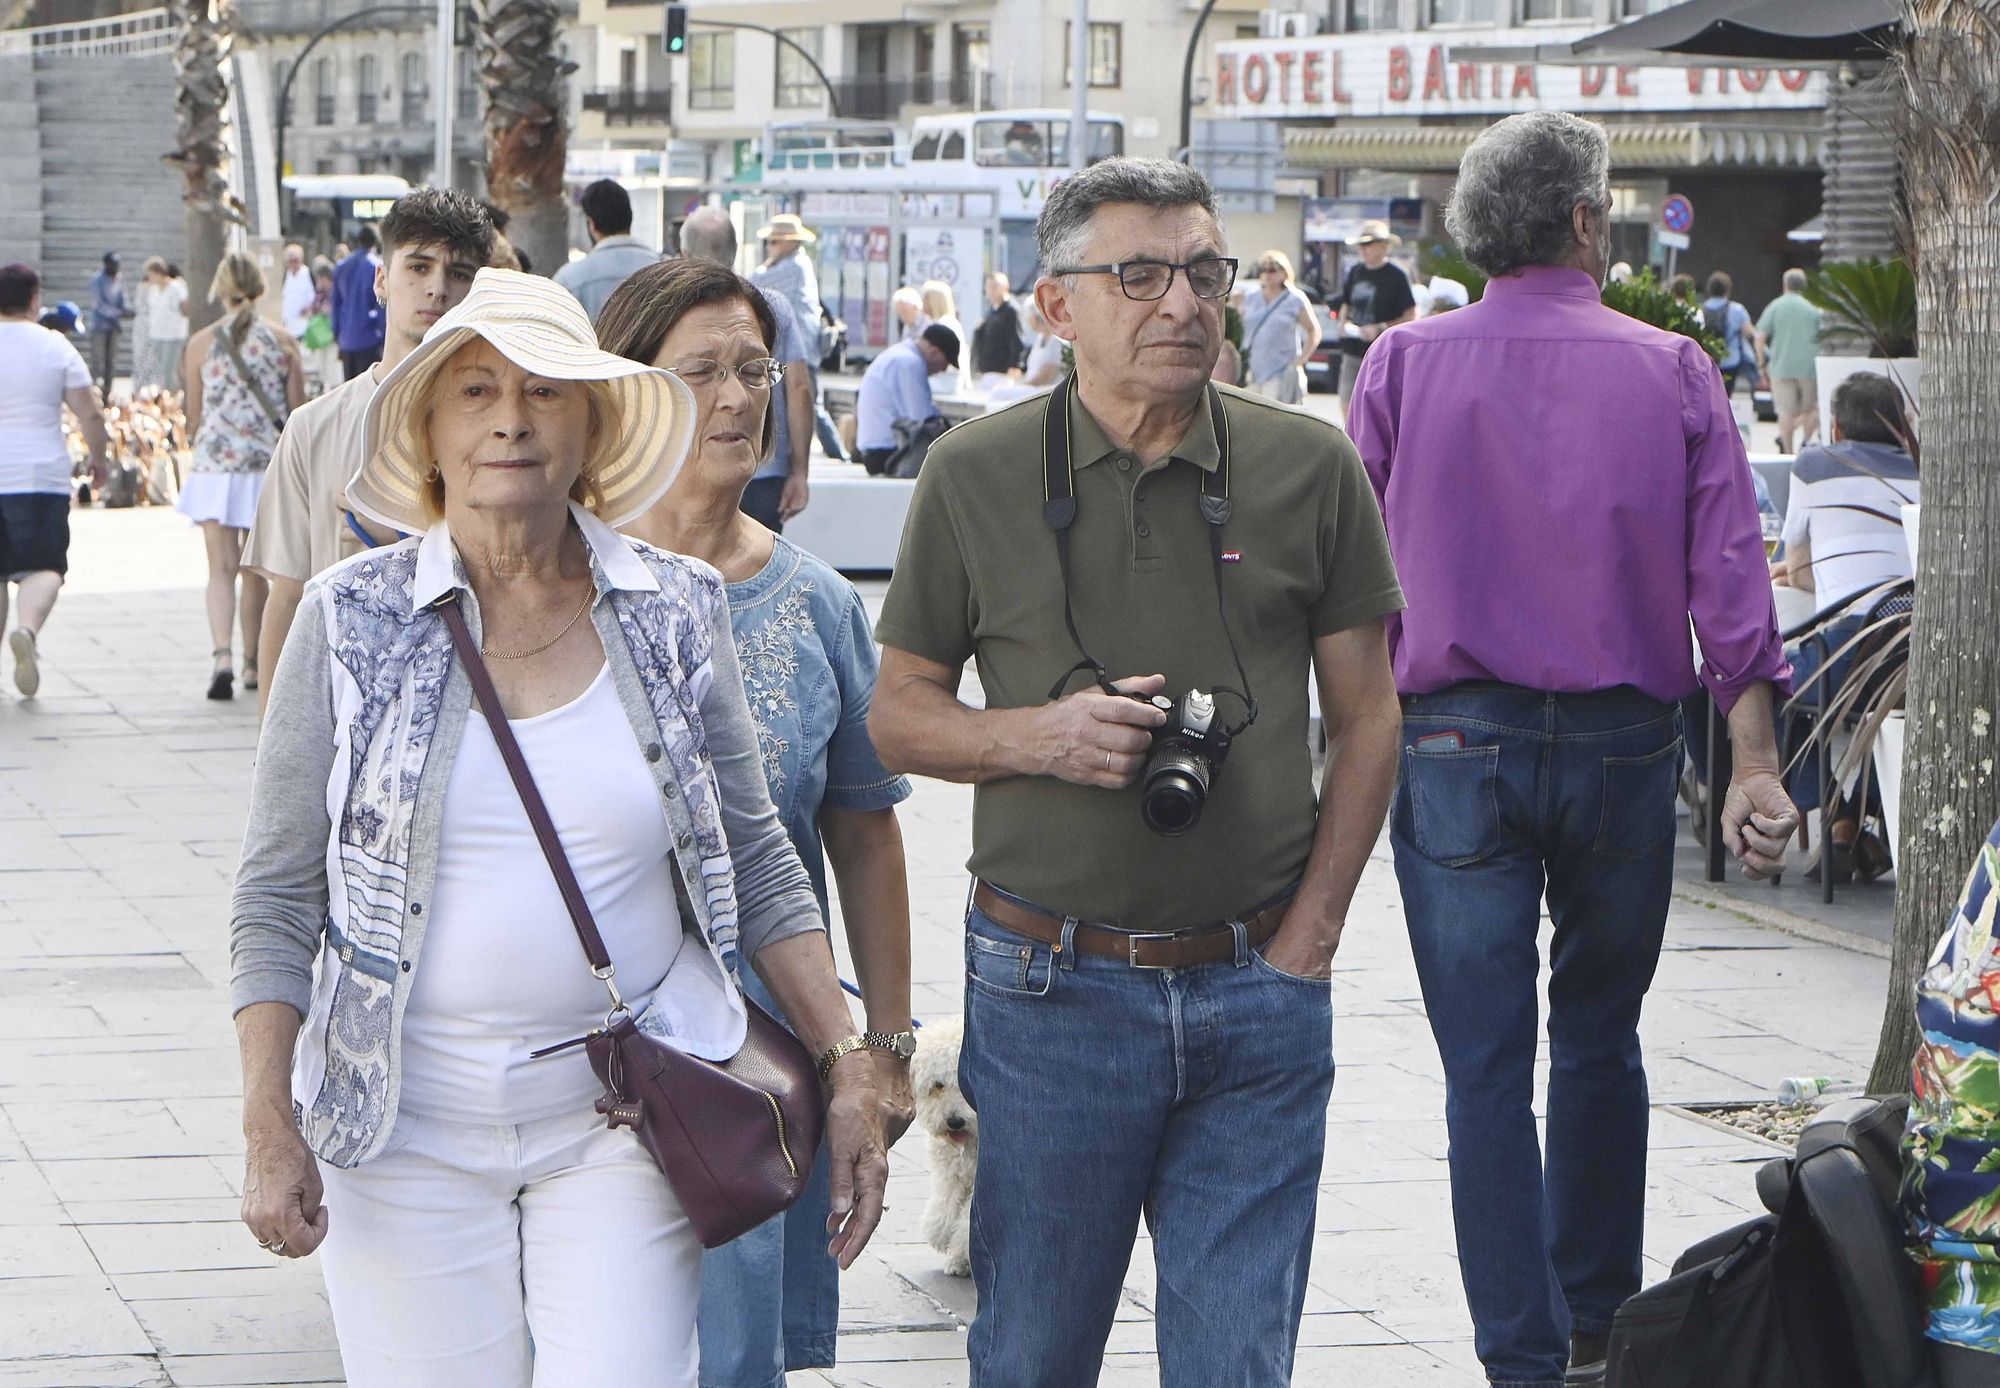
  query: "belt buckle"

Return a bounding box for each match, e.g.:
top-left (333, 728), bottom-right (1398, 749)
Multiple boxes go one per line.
top-left (1124, 931), bottom-right (1183, 969)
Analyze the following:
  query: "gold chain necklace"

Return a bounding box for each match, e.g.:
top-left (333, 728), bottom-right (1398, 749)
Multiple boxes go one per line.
top-left (481, 584), bottom-right (595, 660)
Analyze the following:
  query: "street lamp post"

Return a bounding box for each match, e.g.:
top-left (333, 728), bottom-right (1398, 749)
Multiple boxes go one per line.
top-left (1178, 0), bottom-right (1220, 163)
top-left (1070, 0), bottom-right (1089, 172)
top-left (432, 0), bottom-right (454, 190)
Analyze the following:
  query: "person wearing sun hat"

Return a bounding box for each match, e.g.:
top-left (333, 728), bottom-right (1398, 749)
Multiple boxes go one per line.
top-left (750, 212), bottom-right (850, 463)
top-left (228, 266), bottom-right (891, 1387)
top-left (1335, 218), bottom-right (1417, 408)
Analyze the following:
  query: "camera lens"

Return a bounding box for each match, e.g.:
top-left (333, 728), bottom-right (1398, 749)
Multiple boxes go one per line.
top-left (1141, 746), bottom-right (1211, 836)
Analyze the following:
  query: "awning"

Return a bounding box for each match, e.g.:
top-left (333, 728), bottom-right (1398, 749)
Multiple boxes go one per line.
top-left (281, 174), bottom-right (413, 200)
top-left (1788, 213), bottom-right (1826, 243)
top-left (1282, 122), bottom-right (1823, 172)
top-left (1456, 0), bottom-right (1897, 67)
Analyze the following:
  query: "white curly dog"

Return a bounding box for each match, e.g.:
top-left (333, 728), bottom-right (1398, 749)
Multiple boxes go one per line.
top-left (911, 1015), bottom-right (976, 1277)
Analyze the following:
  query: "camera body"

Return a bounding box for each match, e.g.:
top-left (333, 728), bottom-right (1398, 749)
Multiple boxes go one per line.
top-left (1133, 690), bottom-right (1233, 836)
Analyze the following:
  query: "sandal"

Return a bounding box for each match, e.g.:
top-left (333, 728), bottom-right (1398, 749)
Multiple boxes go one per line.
top-left (207, 648), bottom-right (234, 702)
top-left (242, 660), bottom-right (258, 692)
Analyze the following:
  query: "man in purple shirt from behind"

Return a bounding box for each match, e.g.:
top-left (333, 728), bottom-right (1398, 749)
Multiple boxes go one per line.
top-left (1346, 111), bottom-right (1799, 1388)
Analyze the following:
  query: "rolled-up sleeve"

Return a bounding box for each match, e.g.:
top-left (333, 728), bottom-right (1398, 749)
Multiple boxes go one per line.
top-left (229, 586), bottom-right (338, 1017)
top-left (1683, 344), bottom-right (1791, 713)
top-left (697, 586), bottom-right (825, 962)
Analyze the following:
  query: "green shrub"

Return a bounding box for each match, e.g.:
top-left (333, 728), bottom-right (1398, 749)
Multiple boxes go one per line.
top-left (1602, 269), bottom-right (1724, 360)
top-left (1417, 245), bottom-right (1488, 302)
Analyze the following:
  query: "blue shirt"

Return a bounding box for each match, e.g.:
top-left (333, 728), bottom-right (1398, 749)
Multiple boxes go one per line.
top-left (726, 536), bottom-right (909, 915)
top-left (89, 271), bottom-right (127, 332)
top-left (855, 340), bottom-right (939, 452)
top-left (753, 285), bottom-right (812, 484)
top-left (330, 251), bottom-right (384, 353)
top-left (1701, 296), bottom-right (1754, 372)
top-left (750, 252), bottom-right (821, 351)
top-left (553, 235), bottom-right (661, 322)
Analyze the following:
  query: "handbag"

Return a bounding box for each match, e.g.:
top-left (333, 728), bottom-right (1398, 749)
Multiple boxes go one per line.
top-left (302, 311), bottom-right (333, 352)
top-left (437, 596), bottom-right (825, 1248)
top-left (885, 414), bottom-right (950, 479)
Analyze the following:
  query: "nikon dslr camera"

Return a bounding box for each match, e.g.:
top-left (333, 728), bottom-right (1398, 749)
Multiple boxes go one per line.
top-left (1131, 690), bottom-right (1233, 836)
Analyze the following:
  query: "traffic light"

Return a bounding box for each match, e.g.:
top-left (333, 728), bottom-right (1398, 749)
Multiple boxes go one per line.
top-left (664, 4), bottom-right (688, 55)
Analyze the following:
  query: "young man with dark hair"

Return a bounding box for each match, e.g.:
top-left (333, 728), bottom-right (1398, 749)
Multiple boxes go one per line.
top-left (554, 177), bottom-right (658, 320)
top-left (244, 190), bottom-right (494, 711)
top-left (331, 225), bottom-right (386, 380)
top-left (0, 263), bottom-right (109, 697)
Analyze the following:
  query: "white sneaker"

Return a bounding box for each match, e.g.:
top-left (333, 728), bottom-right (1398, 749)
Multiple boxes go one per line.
top-left (9, 628), bottom-right (38, 698)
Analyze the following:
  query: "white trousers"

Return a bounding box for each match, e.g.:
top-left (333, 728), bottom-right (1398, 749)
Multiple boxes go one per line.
top-left (316, 1100), bottom-right (701, 1388)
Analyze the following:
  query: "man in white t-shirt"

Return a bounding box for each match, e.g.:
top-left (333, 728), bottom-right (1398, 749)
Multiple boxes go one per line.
top-left (244, 189), bottom-right (492, 713)
top-left (0, 264), bottom-right (110, 698)
top-left (280, 244), bottom-right (315, 340)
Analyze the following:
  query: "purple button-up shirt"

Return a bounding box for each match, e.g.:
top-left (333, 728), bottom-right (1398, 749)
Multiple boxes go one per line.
top-left (1347, 265), bottom-right (1788, 714)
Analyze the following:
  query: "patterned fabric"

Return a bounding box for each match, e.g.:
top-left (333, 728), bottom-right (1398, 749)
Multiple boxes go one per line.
top-left (190, 318), bottom-right (289, 476)
top-left (292, 506), bottom-right (754, 1167)
top-left (1905, 813), bottom-right (2000, 1352)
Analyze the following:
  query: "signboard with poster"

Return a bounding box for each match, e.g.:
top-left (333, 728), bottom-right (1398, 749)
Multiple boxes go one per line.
top-left (902, 226), bottom-right (985, 310)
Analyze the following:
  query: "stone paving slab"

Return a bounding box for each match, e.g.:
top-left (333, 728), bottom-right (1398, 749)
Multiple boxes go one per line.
top-left (0, 510), bottom-right (1894, 1386)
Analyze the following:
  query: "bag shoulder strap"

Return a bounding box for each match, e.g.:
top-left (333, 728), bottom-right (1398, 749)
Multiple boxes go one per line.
top-left (219, 317), bottom-right (286, 431)
top-left (436, 595), bottom-right (616, 976)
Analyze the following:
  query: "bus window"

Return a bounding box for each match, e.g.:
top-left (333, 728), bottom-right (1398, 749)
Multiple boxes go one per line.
top-left (911, 132), bottom-right (940, 161)
top-left (1046, 119), bottom-right (1123, 166)
top-left (941, 131), bottom-right (966, 160)
top-left (976, 119), bottom-right (1047, 166)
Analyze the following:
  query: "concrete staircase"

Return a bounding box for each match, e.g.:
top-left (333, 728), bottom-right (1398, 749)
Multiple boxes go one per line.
top-left (0, 56), bottom-right (47, 271)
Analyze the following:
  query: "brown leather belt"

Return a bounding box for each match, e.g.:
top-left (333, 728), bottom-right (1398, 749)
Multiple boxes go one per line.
top-left (971, 881), bottom-right (1291, 970)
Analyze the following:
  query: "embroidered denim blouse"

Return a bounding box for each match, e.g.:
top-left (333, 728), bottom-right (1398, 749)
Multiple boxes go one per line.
top-left (229, 504), bottom-right (822, 1169)
top-left (728, 537), bottom-right (910, 915)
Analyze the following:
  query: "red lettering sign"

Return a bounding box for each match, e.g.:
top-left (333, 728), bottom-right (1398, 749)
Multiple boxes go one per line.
top-left (1686, 67), bottom-right (1706, 94)
top-left (1273, 49), bottom-right (1296, 103)
top-left (1738, 67), bottom-right (1768, 91)
top-left (1331, 51), bottom-right (1352, 102)
top-left (1780, 68), bottom-right (1809, 91)
top-left (1216, 52), bottom-right (1235, 106)
top-left (1422, 45), bottom-right (1447, 100)
top-left (1302, 49), bottom-right (1323, 104)
top-left (1388, 46), bottom-right (1411, 101)
top-left (1616, 66), bottom-right (1638, 97)
top-left (1456, 63), bottom-right (1479, 99)
top-left (1244, 53), bottom-right (1269, 104)
top-left (1580, 65), bottom-right (1606, 97)
top-left (1511, 65), bottom-right (1537, 99)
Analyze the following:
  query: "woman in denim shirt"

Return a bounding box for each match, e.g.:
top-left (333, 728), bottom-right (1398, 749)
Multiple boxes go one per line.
top-left (601, 259), bottom-right (915, 1388)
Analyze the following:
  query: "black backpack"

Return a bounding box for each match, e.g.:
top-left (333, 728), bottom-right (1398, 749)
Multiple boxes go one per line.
top-left (1607, 1096), bottom-right (1939, 1388)
top-left (1702, 301), bottom-right (1732, 341)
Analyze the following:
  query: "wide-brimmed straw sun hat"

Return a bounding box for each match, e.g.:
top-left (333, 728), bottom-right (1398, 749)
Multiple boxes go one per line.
top-left (350, 266), bottom-right (697, 535)
top-left (1345, 220), bottom-right (1401, 248)
top-left (753, 213), bottom-right (817, 244)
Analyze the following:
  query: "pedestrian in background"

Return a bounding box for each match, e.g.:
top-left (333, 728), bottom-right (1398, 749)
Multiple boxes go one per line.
top-left (852, 325), bottom-right (953, 475)
top-left (178, 252), bottom-right (303, 701)
top-left (1700, 270), bottom-right (1764, 399)
top-left (751, 214), bottom-right (848, 462)
top-left (920, 280), bottom-right (970, 395)
top-left (135, 257), bottom-right (189, 392)
top-left (1242, 249), bottom-right (1318, 406)
top-left (279, 244), bottom-right (315, 341)
top-left (970, 271), bottom-right (1026, 387)
top-left (600, 255), bottom-right (917, 1388)
top-left (870, 157), bottom-right (1406, 1388)
top-left (891, 285), bottom-right (925, 342)
top-left (1347, 110), bottom-right (1799, 1388)
top-left (1758, 267), bottom-right (1824, 452)
top-left (552, 178), bottom-right (659, 321)
top-left (301, 259), bottom-right (339, 395)
top-left (87, 251), bottom-right (131, 401)
top-left (1335, 222), bottom-right (1416, 410)
top-left (331, 226), bottom-right (385, 380)
top-left (0, 263), bottom-right (109, 698)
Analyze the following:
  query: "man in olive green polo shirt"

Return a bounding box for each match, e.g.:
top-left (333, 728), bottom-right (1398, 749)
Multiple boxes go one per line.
top-left (870, 158), bottom-right (1405, 1388)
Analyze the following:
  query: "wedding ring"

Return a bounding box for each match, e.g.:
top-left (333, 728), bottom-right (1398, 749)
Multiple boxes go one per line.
top-left (260, 1238), bottom-right (287, 1254)
top-left (1104, 749), bottom-right (1113, 771)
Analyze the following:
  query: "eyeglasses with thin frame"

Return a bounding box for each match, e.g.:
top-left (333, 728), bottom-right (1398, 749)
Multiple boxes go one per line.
top-left (663, 357), bottom-right (786, 391)
top-left (1053, 257), bottom-right (1240, 302)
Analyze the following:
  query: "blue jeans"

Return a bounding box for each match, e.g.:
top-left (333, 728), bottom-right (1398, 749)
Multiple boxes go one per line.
top-left (1391, 685), bottom-right (1681, 1388)
top-left (694, 968), bottom-right (837, 1387)
top-left (961, 888), bottom-right (1334, 1388)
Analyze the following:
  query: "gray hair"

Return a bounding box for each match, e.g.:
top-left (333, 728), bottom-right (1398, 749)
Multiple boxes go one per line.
top-left (1036, 157), bottom-right (1221, 279)
top-left (1445, 112), bottom-right (1610, 277)
top-left (1832, 372), bottom-right (1908, 446)
top-left (1783, 267), bottom-right (1808, 292)
top-left (678, 206), bottom-right (736, 266)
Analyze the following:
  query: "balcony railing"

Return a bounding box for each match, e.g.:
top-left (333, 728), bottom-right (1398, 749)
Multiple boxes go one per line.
top-left (826, 72), bottom-right (991, 120)
top-left (582, 86), bottom-right (674, 125)
top-left (402, 92), bottom-right (428, 126)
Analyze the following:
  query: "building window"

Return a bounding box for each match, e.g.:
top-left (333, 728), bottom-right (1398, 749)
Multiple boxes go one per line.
top-left (401, 51), bottom-right (425, 122)
top-left (774, 27), bottom-right (821, 108)
top-left (1345, 0), bottom-right (1400, 29)
top-left (1062, 22), bottom-right (1121, 88)
top-left (689, 32), bottom-right (734, 110)
top-left (457, 48), bottom-right (478, 117)
top-left (314, 56), bottom-right (335, 125)
top-left (1521, 0), bottom-right (1593, 18)
top-left (1429, 0), bottom-right (1497, 21)
top-left (1618, 0), bottom-right (1674, 12)
top-left (357, 54), bottom-right (378, 122)
top-left (951, 23), bottom-right (989, 83)
top-left (913, 25), bottom-right (934, 80)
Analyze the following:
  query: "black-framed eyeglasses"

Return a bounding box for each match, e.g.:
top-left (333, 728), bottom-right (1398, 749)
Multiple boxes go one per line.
top-left (1054, 257), bottom-right (1239, 302)
top-left (663, 358), bottom-right (785, 391)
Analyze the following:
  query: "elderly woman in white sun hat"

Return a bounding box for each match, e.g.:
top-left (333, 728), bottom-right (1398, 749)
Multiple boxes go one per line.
top-left (227, 268), bottom-right (889, 1388)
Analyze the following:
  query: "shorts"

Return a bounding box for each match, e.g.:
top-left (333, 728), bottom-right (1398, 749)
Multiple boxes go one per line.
top-left (0, 493), bottom-right (71, 578)
top-left (1773, 378), bottom-right (1815, 420)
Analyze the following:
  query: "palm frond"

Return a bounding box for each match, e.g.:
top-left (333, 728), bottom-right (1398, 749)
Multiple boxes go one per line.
top-left (1805, 260), bottom-right (1918, 357)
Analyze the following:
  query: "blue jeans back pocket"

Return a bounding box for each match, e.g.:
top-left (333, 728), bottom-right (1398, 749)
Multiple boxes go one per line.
top-left (1594, 739), bottom-right (1681, 859)
top-left (1405, 742), bottom-right (1502, 868)
top-left (965, 917), bottom-right (1057, 999)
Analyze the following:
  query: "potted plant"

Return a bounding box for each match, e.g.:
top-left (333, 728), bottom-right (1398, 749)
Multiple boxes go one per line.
top-left (1807, 258), bottom-right (1921, 448)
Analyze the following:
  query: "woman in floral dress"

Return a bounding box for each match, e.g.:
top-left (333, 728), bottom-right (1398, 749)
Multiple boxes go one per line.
top-left (177, 252), bottom-right (303, 699)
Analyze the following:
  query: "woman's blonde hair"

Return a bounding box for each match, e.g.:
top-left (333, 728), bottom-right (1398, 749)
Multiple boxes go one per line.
top-left (1259, 249), bottom-right (1296, 284)
top-left (415, 367), bottom-right (621, 523)
top-left (920, 280), bottom-right (956, 320)
top-left (210, 252), bottom-right (267, 347)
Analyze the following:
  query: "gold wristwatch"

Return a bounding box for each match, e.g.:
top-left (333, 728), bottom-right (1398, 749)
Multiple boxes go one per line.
top-left (817, 1034), bottom-right (871, 1080)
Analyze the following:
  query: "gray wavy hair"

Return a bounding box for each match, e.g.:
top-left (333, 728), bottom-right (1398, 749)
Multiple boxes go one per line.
top-left (1036, 158), bottom-right (1221, 280)
top-left (1445, 112), bottom-right (1611, 277)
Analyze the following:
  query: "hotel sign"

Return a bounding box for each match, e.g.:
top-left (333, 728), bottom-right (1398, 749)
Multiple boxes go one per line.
top-left (1212, 28), bottom-right (1826, 121)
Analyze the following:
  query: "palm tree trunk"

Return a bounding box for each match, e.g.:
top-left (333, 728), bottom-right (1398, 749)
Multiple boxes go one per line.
top-left (477, 0), bottom-right (574, 277)
top-left (165, 0), bottom-right (246, 335)
top-left (1868, 0), bottom-right (2000, 1093)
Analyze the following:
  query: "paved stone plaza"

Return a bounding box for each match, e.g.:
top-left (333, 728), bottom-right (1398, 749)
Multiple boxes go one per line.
top-left (0, 508), bottom-right (1891, 1387)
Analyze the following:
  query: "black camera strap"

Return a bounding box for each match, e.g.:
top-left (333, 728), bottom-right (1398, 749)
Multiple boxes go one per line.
top-left (1040, 375), bottom-right (1257, 736)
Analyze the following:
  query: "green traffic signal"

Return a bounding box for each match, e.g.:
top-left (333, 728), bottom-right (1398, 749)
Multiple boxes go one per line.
top-left (665, 3), bottom-right (688, 54)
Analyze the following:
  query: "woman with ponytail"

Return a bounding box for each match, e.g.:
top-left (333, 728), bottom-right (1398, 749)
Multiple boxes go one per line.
top-left (178, 252), bottom-right (303, 700)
